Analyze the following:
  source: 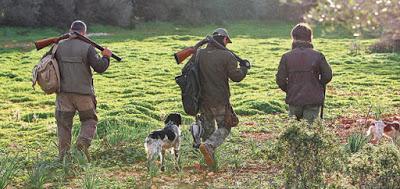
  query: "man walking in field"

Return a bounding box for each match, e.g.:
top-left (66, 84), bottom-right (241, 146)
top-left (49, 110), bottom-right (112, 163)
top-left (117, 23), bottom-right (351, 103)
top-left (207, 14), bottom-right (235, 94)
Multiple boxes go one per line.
top-left (50, 20), bottom-right (112, 161)
top-left (276, 23), bottom-right (332, 123)
top-left (197, 28), bottom-right (249, 167)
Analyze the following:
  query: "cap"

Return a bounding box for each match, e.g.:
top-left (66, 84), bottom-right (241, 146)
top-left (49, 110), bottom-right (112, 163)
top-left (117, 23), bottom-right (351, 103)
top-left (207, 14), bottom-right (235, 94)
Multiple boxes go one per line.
top-left (212, 28), bottom-right (232, 43)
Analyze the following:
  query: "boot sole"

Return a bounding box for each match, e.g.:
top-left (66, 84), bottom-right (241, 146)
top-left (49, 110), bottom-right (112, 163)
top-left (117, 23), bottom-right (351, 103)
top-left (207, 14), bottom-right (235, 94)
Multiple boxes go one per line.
top-left (199, 144), bottom-right (214, 166)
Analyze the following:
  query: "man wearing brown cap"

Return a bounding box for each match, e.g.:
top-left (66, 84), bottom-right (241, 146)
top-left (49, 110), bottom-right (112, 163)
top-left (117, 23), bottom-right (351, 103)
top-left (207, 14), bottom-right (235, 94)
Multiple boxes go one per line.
top-left (49, 20), bottom-right (112, 161)
top-left (197, 28), bottom-right (249, 167)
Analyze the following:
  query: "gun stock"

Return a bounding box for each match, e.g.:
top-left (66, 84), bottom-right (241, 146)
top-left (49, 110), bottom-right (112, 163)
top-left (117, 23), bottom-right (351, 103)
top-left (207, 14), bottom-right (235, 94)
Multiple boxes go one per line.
top-left (173, 38), bottom-right (209, 64)
top-left (34, 34), bottom-right (70, 50)
top-left (174, 47), bottom-right (195, 64)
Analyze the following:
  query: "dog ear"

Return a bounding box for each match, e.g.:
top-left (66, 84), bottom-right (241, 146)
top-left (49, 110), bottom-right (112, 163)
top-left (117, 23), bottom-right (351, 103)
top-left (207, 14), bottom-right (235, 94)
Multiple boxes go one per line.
top-left (165, 113), bottom-right (182, 126)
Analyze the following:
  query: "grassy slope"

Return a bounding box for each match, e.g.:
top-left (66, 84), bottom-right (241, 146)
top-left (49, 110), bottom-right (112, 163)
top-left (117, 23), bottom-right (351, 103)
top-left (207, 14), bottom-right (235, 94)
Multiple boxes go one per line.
top-left (0, 21), bottom-right (399, 188)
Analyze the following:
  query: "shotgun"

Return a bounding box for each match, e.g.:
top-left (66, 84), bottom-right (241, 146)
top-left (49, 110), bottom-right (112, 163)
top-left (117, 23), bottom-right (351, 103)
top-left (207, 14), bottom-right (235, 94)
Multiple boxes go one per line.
top-left (34, 32), bottom-right (122, 62)
top-left (174, 36), bottom-right (251, 69)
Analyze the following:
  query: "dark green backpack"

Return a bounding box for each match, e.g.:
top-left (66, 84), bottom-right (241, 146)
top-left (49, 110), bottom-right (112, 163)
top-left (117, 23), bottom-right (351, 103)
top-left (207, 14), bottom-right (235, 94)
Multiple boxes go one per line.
top-left (175, 50), bottom-right (202, 116)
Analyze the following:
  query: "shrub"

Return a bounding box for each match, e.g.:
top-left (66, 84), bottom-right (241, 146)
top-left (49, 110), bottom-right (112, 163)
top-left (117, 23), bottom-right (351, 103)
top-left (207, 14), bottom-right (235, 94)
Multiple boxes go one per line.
top-left (1, 0), bottom-right (291, 27)
top-left (271, 120), bottom-right (344, 188)
top-left (0, 0), bottom-right (41, 26)
top-left (306, 0), bottom-right (400, 53)
top-left (346, 143), bottom-right (400, 188)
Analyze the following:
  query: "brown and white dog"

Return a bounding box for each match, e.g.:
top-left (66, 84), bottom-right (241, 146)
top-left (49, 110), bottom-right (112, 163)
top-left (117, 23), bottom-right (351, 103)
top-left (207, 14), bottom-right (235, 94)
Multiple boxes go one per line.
top-left (366, 120), bottom-right (400, 144)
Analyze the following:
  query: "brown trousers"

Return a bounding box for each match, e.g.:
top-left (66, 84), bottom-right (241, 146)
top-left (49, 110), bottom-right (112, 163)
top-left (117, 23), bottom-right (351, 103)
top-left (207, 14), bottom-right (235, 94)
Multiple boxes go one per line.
top-left (55, 93), bottom-right (98, 159)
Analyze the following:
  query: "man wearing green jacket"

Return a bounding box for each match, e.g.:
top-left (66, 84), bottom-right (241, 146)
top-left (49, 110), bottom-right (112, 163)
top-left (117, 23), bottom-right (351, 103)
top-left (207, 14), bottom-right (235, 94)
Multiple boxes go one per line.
top-left (198, 28), bottom-right (249, 167)
top-left (53, 20), bottom-right (112, 161)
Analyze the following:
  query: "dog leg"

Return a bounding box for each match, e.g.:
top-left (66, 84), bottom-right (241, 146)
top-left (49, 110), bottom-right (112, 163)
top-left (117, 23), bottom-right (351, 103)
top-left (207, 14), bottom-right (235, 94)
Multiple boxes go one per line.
top-left (383, 132), bottom-right (395, 143)
top-left (160, 149), bottom-right (166, 172)
top-left (174, 147), bottom-right (180, 171)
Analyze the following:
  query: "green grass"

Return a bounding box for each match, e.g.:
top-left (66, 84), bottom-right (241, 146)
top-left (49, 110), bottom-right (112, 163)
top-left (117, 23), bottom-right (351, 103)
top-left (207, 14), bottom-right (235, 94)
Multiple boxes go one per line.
top-left (1, 20), bottom-right (399, 188)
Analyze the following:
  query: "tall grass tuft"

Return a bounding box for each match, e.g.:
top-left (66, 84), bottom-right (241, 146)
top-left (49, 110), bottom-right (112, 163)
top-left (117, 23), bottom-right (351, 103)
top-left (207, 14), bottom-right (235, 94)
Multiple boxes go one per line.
top-left (0, 155), bottom-right (20, 189)
top-left (27, 163), bottom-right (47, 189)
top-left (81, 172), bottom-right (100, 189)
top-left (345, 132), bottom-right (369, 154)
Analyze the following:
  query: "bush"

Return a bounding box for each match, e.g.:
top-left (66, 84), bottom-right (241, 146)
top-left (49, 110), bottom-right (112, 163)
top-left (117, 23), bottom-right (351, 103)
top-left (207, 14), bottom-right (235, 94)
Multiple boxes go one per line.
top-left (0, 0), bottom-right (41, 26)
top-left (306, 0), bottom-right (400, 53)
top-left (271, 120), bottom-right (344, 188)
top-left (0, 0), bottom-right (292, 27)
top-left (347, 143), bottom-right (400, 188)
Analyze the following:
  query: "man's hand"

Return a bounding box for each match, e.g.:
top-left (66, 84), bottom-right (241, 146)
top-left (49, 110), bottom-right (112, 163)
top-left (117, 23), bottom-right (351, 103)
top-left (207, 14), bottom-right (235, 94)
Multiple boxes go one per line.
top-left (101, 48), bottom-right (112, 58)
top-left (239, 59), bottom-right (251, 69)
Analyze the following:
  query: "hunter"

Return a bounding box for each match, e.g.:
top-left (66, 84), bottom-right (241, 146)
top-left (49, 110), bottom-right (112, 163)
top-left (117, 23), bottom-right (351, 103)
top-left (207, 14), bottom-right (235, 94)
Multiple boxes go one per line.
top-left (198, 28), bottom-right (249, 166)
top-left (49, 20), bottom-right (112, 161)
top-left (276, 23), bottom-right (332, 123)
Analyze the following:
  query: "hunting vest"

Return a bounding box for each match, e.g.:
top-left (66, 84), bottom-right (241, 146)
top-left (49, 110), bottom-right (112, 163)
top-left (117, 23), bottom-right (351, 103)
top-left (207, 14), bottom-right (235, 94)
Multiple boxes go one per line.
top-left (55, 39), bottom-right (94, 95)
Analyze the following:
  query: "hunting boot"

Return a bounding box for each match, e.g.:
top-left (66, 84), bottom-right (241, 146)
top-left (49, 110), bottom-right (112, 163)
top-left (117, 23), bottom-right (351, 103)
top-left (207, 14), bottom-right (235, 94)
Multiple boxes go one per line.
top-left (76, 137), bottom-right (91, 162)
top-left (199, 143), bottom-right (215, 167)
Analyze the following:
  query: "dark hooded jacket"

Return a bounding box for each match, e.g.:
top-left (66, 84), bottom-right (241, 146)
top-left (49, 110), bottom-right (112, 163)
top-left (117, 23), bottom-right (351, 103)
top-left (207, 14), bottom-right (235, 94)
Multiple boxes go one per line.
top-left (276, 41), bottom-right (332, 106)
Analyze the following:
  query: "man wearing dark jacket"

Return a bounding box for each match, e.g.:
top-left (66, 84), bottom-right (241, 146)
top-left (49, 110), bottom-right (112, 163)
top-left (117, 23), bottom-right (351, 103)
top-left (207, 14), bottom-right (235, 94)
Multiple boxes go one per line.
top-left (276, 23), bottom-right (332, 123)
top-left (53, 20), bottom-right (112, 161)
top-left (198, 28), bottom-right (249, 167)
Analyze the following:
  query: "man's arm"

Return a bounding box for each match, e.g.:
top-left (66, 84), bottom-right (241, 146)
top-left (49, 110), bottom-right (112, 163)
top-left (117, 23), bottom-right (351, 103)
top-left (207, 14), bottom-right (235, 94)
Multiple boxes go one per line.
top-left (87, 46), bottom-right (111, 73)
top-left (276, 54), bottom-right (288, 92)
top-left (227, 54), bottom-right (248, 82)
top-left (319, 53), bottom-right (332, 85)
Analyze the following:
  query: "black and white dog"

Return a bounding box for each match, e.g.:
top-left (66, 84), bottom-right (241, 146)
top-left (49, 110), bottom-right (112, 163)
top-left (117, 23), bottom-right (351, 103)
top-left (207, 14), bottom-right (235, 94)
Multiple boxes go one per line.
top-left (144, 113), bottom-right (182, 171)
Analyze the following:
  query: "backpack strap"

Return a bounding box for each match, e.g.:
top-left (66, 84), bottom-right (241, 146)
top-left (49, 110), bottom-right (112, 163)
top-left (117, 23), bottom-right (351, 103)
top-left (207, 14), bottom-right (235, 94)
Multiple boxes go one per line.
top-left (51, 44), bottom-right (59, 57)
top-left (194, 49), bottom-right (202, 111)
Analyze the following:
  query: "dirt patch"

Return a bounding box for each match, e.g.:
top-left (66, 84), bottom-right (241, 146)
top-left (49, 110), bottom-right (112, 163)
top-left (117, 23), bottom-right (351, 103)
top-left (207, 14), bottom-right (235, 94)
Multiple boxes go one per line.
top-left (240, 131), bottom-right (274, 141)
top-left (332, 114), bottom-right (400, 143)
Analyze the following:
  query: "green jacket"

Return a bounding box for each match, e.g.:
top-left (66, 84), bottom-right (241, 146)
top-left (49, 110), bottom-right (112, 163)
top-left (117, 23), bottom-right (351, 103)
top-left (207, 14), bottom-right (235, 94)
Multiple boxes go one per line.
top-left (198, 44), bottom-right (248, 107)
top-left (54, 38), bottom-right (110, 95)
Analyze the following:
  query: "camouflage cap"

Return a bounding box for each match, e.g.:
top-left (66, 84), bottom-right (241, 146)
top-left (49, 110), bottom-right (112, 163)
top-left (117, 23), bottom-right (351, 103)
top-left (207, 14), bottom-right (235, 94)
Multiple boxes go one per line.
top-left (212, 28), bottom-right (232, 43)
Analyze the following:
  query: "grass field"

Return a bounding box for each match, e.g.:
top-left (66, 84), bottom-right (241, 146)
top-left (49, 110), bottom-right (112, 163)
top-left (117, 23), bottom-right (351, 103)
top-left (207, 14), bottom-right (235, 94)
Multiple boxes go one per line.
top-left (1, 21), bottom-right (400, 188)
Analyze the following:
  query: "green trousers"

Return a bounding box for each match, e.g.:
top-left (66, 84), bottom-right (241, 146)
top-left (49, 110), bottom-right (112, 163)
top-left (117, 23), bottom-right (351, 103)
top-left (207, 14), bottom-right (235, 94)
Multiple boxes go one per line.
top-left (200, 105), bottom-right (231, 150)
top-left (289, 105), bottom-right (321, 124)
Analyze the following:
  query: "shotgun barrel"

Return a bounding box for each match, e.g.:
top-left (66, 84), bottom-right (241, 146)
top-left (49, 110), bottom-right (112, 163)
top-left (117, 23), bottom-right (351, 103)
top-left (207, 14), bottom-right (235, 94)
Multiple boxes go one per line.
top-left (206, 36), bottom-right (251, 69)
top-left (72, 32), bottom-right (122, 62)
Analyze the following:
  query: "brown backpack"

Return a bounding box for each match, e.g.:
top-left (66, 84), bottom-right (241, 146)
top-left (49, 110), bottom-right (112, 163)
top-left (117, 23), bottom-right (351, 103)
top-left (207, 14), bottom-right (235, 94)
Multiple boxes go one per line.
top-left (32, 44), bottom-right (60, 94)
